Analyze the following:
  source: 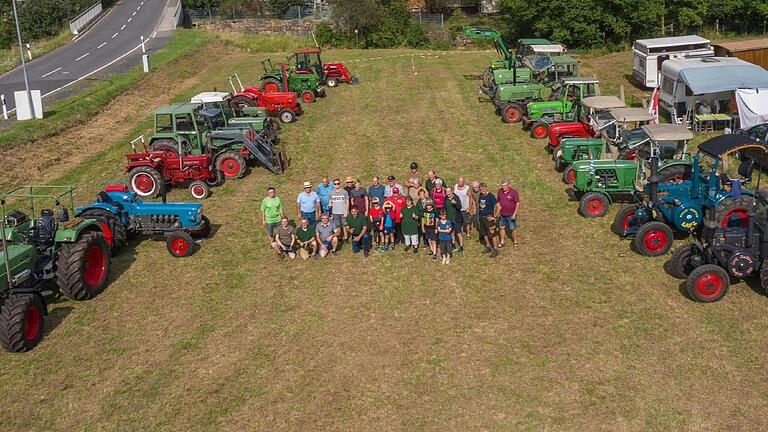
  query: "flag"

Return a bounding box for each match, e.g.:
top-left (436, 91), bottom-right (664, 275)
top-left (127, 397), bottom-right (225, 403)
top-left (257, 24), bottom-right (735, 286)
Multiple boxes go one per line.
top-left (648, 85), bottom-right (659, 125)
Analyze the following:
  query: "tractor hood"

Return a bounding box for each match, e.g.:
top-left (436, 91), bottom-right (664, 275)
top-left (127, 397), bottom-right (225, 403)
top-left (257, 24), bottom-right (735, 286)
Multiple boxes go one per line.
top-left (0, 243), bottom-right (37, 293)
top-left (136, 202), bottom-right (203, 224)
top-left (527, 100), bottom-right (564, 116)
top-left (572, 158), bottom-right (637, 172)
top-left (493, 67), bottom-right (533, 86)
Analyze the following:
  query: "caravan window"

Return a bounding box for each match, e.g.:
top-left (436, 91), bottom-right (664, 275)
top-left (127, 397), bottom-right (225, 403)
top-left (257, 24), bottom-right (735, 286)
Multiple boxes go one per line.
top-left (661, 76), bottom-right (674, 94)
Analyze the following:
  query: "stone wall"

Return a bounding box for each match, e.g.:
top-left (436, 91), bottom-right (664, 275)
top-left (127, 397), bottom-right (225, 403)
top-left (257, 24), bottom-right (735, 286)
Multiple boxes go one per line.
top-left (194, 18), bottom-right (319, 36)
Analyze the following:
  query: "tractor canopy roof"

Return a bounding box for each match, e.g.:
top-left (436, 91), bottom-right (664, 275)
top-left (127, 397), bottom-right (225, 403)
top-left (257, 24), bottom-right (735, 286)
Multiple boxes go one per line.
top-left (518, 38), bottom-right (551, 45)
top-left (641, 124), bottom-right (694, 142)
top-left (154, 103), bottom-right (201, 116)
top-left (583, 96), bottom-right (624, 109)
top-left (530, 44), bottom-right (565, 54)
top-left (697, 133), bottom-right (768, 159)
top-left (190, 92), bottom-right (231, 104)
top-left (562, 77), bottom-right (600, 85)
top-left (609, 107), bottom-right (654, 123)
top-left (294, 48), bottom-right (321, 54)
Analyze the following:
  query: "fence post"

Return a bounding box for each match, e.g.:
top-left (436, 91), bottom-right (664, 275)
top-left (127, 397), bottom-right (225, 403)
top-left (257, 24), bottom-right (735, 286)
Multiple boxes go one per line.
top-left (141, 36), bottom-right (146, 53)
top-left (1, 95), bottom-right (7, 120)
top-left (298, 6), bottom-right (301, 20)
top-left (25, 43), bottom-right (31, 60)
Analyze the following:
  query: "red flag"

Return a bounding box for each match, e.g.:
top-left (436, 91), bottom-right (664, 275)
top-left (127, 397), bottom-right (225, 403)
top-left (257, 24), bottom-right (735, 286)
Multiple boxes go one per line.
top-left (648, 86), bottom-right (659, 124)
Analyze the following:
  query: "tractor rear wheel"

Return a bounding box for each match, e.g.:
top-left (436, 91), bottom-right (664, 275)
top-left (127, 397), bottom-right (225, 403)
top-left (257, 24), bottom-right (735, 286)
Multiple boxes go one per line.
top-left (501, 103), bottom-right (523, 123)
top-left (712, 195), bottom-right (757, 228)
top-left (78, 208), bottom-right (126, 252)
top-left (279, 109), bottom-right (296, 124)
top-left (129, 166), bottom-right (163, 198)
top-left (0, 294), bottom-right (44, 352)
top-left (189, 181), bottom-right (209, 199)
top-left (55, 231), bottom-right (110, 301)
top-left (530, 123), bottom-right (549, 139)
top-left (687, 264), bottom-right (730, 302)
top-left (216, 152), bottom-right (246, 179)
top-left (230, 95), bottom-right (256, 110)
top-left (759, 259), bottom-right (768, 295)
top-left (669, 244), bottom-right (698, 279)
top-left (150, 139), bottom-right (187, 158)
top-left (634, 221), bottom-right (673, 257)
top-left (562, 165), bottom-right (576, 184)
top-left (260, 78), bottom-right (284, 93)
top-left (612, 205), bottom-right (638, 236)
top-left (579, 192), bottom-right (609, 218)
top-left (300, 91), bottom-right (315, 104)
top-left (326, 77), bottom-right (338, 87)
top-left (656, 164), bottom-right (692, 182)
top-left (190, 216), bottom-right (211, 239)
top-left (166, 232), bottom-right (195, 257)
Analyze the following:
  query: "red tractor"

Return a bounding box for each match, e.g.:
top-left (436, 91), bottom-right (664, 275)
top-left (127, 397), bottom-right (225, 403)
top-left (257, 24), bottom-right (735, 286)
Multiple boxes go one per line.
top-left (290, 48), bottom-right (359, 87)
top-left (125, 136), bottom-right (220, 200)
top-left (228, 74), bottom-right (303, 124)
top-left (546, 96), bottom-right (626, 153)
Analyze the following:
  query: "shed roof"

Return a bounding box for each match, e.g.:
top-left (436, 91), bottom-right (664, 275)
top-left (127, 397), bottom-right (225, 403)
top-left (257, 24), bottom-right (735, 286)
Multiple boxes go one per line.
top-left (714, 38), bottom-right (768, 53)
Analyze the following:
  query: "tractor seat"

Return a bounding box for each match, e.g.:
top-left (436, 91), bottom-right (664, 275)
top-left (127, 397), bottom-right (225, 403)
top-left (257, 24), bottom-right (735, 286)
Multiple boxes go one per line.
top-left (737, 158), bottom-right (755, 182)
top-left (30, 209), bottom-right (57, 247)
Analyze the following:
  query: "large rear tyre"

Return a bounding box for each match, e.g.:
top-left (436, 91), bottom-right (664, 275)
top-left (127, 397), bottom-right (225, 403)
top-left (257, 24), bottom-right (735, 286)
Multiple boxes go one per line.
top-left (634, 221), bottom-right (673, 257)
top-left (230, 95), bottom-right (256, 110)
top-left (166, 231), bottom-right (195, 257)
top-left (711, 195), bottom-right (757, 228)
top-left (0, 294), bottom-right (44, 353)
top-left (687, 264), bottom-right (730, 303)
top-left (612, 205), bottom-right (638, 236)
top-left (669, 244), bottom-right (698, 279)
top-left (260, 78), bottom-right (284, 93)
top-left (579, 192), bottom-right (609, 218)
top-left (129, 166), bottom-right (163, 199)
top-left (216, 151), bottom-right (246, 179)
top-left (149, 139), bottom-right (187, 158)
top-left (78, 208), bottom-right (126, 252)
top-left (501, 103), bottom-right (523, 123)
top-left (190, 216), bottom-right (211, 239)
top-left (55, 231), bottom-right (110, 300)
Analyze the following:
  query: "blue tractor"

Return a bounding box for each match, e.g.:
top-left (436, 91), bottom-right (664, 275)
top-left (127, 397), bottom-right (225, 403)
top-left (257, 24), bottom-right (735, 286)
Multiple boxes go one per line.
top-left (613, 134), bottom-right (767, 257)
top-left (76, 185), bottom-right (210, 258)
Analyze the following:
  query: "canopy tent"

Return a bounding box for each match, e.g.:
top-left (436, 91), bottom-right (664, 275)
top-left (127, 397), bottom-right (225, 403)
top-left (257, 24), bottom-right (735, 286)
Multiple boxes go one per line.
top-left (669, 58), bottom-right (768, 95)
top-left (735, 89), bottom-right (768, 129)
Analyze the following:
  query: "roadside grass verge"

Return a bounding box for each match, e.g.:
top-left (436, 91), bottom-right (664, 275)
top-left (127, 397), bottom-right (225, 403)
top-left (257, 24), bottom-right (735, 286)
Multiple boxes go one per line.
top-left (0, 28), bottom-right (71, 75)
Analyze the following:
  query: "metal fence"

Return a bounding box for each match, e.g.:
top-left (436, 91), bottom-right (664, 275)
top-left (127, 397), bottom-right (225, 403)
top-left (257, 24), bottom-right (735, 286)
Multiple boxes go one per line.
top-left (69, 1), bottom-right (102, 35)
top-left (187, 5), bottom-right (332, 23)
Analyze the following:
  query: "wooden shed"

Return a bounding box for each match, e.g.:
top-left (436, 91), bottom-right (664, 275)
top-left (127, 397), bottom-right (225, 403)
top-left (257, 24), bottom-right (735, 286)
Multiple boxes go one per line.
top-left (713, 39), bottom-right (768, 70)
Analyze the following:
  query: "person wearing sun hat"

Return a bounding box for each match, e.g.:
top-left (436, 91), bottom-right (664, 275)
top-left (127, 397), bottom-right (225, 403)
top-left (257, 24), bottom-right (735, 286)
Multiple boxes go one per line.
top-left (296, 180), bottom-right (321, 227)
top-left (344, 176), bottom-right (355, 197)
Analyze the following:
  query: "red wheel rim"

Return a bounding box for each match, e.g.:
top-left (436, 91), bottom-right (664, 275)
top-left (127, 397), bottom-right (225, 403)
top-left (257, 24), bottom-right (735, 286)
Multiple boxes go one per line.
top-left (219, 157), bottom-right (241, 177)
top-left (643, 230), bottom-right (668, 253)
top-left (132, 173), bottom-right (155, 194)
top-left (23, 305), bottom-right (41, 342)
top-left (567, 169), bottom-right (576, 184)
top-left (302, 92), bottom-right (313, 103)
top-left (586, 198), bottom-right (604, 215)
top-left (98, 222), bottom-right (114, 246)
top-left (722, 208), bottom-right (749, 228)
top-left (694, 271), bottom-right (725, 300)
top-left (534, 125), bottom-right (547, 138)
top-left (83, 245), bottom-right (107, 286)
top-left (171, 238), bottom-right (189, 256)
top-left (191, 184), bottom-right (206, 198)
top-left (505, 107), bottom-right (520, 122)
top-left (264, 83), bottom-right (280, 93)
top-left (622, 210), bottom-right (636, 230)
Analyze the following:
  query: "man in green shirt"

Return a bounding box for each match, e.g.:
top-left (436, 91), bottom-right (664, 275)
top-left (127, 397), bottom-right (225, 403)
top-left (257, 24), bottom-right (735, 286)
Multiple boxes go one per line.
top-left (295, 217), bottom-right (317, 259)
top-left (260, 187), bottom-right (284, 239)
top-left (400, 197), bottom-right (420, 254)
top-left (346, 205), bottom-right (370, 257)
top-left (271, 217), bottom-right (296, 260)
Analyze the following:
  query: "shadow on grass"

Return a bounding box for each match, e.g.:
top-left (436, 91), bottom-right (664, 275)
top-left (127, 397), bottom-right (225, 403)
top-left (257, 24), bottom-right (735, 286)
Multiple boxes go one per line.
top-left (41, 305), bottom-right (73, 339)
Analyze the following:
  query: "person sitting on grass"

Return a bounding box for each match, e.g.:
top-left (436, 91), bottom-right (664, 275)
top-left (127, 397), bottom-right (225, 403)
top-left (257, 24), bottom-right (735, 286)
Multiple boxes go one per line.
top-left (315, 213), bottom-right (339, 258)
top-left (381, 200), bottom-right (396, 252)
top-left (295, 217), bottom-right (317, 259)
top-left (271, 217), bottom-right (296, 260)
top-left (436, 210), bottom-right (454, 264)
top-left (400, 196), bottom-right (420, 254)
top-left (421, 199), bottom-right (438, 260)
top-left (369, 197), bottom-right (384, 251)
top-left (346, 205), bottom-right (371, 257)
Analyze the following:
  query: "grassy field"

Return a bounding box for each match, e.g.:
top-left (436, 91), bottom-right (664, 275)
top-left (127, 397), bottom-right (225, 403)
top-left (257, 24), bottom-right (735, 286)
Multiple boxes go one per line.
top-left (1, 35), bottom-right (767, 430)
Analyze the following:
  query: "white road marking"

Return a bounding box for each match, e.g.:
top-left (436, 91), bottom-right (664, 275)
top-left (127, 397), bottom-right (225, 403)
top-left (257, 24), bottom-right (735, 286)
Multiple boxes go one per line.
top-left (128, 17), bottom-right (132, 22)
top-left (75, 52), bottom-right (90, 61)
top-left (97, 42), bottom-right (107, 49)
top-left (112, 32), bottom-right (118, 38)
top-left (61, 71), bottom-right (70, 75)
top-left (132, 11), bottom-right (136, 16)
top-left (121, 24), bottom-right (126, 30)
top-left (41, 67), bottom-right (62, 78)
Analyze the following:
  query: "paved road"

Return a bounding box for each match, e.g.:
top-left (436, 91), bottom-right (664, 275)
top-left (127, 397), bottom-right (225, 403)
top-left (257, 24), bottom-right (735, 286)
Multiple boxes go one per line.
top-left (0, 0), bottom-right (173, 114)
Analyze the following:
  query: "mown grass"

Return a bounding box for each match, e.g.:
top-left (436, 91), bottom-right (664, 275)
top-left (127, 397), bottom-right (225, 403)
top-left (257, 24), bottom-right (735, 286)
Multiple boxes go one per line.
top-left (0, 40), bottom-right (767, 430)
top-left (0, 29), bottom-right (212, 150)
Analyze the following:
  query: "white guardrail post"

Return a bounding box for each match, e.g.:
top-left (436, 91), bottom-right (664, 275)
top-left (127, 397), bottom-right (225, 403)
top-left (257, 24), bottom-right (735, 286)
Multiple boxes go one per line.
top-left (69, 2), bottom-right (103, 35)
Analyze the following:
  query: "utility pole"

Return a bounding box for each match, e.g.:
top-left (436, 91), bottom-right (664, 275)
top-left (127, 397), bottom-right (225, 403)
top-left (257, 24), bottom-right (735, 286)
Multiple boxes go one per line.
top-left (12, 0), bottom-right (36, 119)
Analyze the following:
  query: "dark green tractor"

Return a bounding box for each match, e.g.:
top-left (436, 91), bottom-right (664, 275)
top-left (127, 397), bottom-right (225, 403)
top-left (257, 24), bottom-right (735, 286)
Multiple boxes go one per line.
top-left (259, 59), bottom-right (326, 104)
top-left (0, 186), bottom-right (112, 352)
top-left (521, 77), bottom-right (601, 138)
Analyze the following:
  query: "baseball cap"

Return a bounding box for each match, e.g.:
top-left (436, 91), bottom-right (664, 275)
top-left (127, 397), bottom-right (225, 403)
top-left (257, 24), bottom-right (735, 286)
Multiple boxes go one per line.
top-left (303, 181), bottom-right (311, 188)
top-left (410, 162), bottom-right (418, 169)
top-left (392, 187), bottom-right (400, 193)
top-left (372, 197), bottom-right (380, 203)
top-left (387, 175), bottom-right (395, 181)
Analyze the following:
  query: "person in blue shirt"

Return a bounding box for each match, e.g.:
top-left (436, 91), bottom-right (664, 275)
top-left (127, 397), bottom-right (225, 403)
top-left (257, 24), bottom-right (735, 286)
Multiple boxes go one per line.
top-left (296, 181), bottom-right (321, 226)
top-left (436, 210), bottom-right (454, 264)
top-left (476, 182), bottom-right (500, 258)
top-left (368, 175), bottom-right (386, 205)
top-left (315, 176), bottom-right (334, 214)
top-left (380, 200), bottom-right (396, 252)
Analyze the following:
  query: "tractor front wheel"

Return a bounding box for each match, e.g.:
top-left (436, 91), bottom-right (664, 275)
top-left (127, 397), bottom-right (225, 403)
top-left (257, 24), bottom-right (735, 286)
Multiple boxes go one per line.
top-left (300, 91), bottom-right (315, 104)
top-left (279, 109), bottom-right (296, 124)
top-left (166, 232), bottom-right (195, 257)
top-left (530, 123), bottom-right (549, 139)
top-left (0, 294), bottom-right (44, 352)
top-left (216, 152), bottom-right (246, 180)
top-left (501, 103), bottom-right (523, 123)
top-left (189, 181), bottom-right (210, 199)
top-left (55, 231), bottom-right (111, 300)
top-left (687, 264), bottom-right (730, 302)
top-left (129, 166), bottom-right (163, 198)
top-left (554, 156), bottom-right (565, 173)
top-left (190, 216), bottom-right (211, 239)
top-left (612, 205), bottom-right (638, 236)
top-left (326, 77), bottom-right (338, 87)
top-left (634, 221), bottom-right (673, 257)
top-left (669, 244), bottom-right (698, 279)
top-left (78, 208), bottom-right (126, 252)
top-left (562, 165), bottom-right (576, 184)
top-left (579, 192), bottom-right (609, 218)
top-left (260, 78), bottom-right (284, 93)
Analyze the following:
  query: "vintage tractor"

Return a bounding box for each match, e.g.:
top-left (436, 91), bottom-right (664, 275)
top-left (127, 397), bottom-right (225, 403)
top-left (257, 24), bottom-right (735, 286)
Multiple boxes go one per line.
top-left (146, 103), bottom-right (288, 181)
top-left (545, 96), bottom-right (627, 152)
top-left (190, 92), bottom-right (280, 143)
top-left (288, 48), bottom-right (359, 87)
top-left (521, 77), bottom-right (601, 137)
top-left (666, 189), bottom-right (768, 302)
top-left (228, 73), bottom-right (302, 124)
top-left (572, 124), bottom-right (693, 219)
top-left (76, 185), bottom-right (210, 258)
top-left (260, 58), bottom-right (326, 104)
top-left (555, 107), bottom-right (654, 184)
top-left (0, 186), bottom-right (112, 352)
top-left (614, 134), bottom-right (767, 257)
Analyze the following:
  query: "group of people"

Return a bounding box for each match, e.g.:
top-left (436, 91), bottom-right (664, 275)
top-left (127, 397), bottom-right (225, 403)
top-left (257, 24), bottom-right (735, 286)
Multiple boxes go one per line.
top-left (259, 162), bottom-right (520, 263)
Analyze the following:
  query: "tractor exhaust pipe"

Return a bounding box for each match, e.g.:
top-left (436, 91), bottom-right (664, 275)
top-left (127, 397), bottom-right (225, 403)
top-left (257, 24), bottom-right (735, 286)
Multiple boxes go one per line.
top-left (0, 199), bottom-right (12, 289)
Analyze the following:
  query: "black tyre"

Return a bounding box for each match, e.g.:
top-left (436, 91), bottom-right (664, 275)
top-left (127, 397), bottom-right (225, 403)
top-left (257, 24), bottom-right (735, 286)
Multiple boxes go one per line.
top-left (669, 244), bottom-right (698, 279)
top-left (760, 259), bottom-right (768, 295)
top-left (55, 231), bottom-right (111, 301)
top-left (562, 165), bottom-right (576, 184)
top-left (300, 90), bottom-right (315, 104)
top-left (150, 139), bottom-right (187, 158)
top-left (190, 216), bottom-right (211, 239)
top-left (554, 156), bottom-right (565, 173)
top-left (189, 181), bottom-right (209, 199)
top-left (656, 164), bottom-right (692, 182)
top-left (166, 231), bottom-right (195, 257)
top-left (579, 192), bottom-right (609, 218)
top-left (216, 151), bottom-right (246, 179)
top-left (78, 208), bottom-right (126, 252)
top-left (501, 103), bottom-right (524, 123)
top-left (260, 77), bottom-right (284, 93)
top-left (279, 109), bottom-right (296, 124)
top-left (230, 95), bottom-right (256, 110)
top-left (612, 205), bottom-right (638, 236)
top-left (634, 221), bottom-right (674, 257)
top-left (530, 122), bottom-right (549, 139)
top-left (708, 195), bottom-right (757, 229)
top-left (326, 77), bottom-right (338, 87)
top-left (0, 294), bottom-right (44, 352)
top-left (129, 166), bottom-right (163, 198)
top-left (687, 264), bottom-right (730, 303)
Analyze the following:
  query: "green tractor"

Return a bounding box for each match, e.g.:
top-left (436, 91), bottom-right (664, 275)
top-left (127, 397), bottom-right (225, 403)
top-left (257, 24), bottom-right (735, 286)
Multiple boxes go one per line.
top-left (521, 77), bottom-right (601, 136)
top-left (555, 106), bottom-right (655, 184)
top-left (147, 103), bottom-right (285, 181)
top-left (190, 92), bottom-right (280, 143)
top-left (572, 124), bottom-right (694, 218)
top-left (260, 58), bottom-right (326, 104)
top-left (0, 186), bottom-right (112, 352)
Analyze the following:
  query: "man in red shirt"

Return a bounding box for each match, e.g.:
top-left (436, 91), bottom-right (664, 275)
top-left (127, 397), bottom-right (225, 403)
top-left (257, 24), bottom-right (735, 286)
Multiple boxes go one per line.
top-left (496, 179), bottom-right (520, 248)
top-left (385, 187), bottom-right (407, 246)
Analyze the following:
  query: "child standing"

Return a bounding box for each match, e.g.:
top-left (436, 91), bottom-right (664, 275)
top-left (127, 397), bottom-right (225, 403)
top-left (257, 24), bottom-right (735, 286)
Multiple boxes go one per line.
top-left (421, 200), bottom-right (438, 260)
top-left (381, 201), bottom-right (396, 251)
top-left (369, 197), bottom-right (384, 251)
top-left (436, 211), bottom-right (454, 264)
